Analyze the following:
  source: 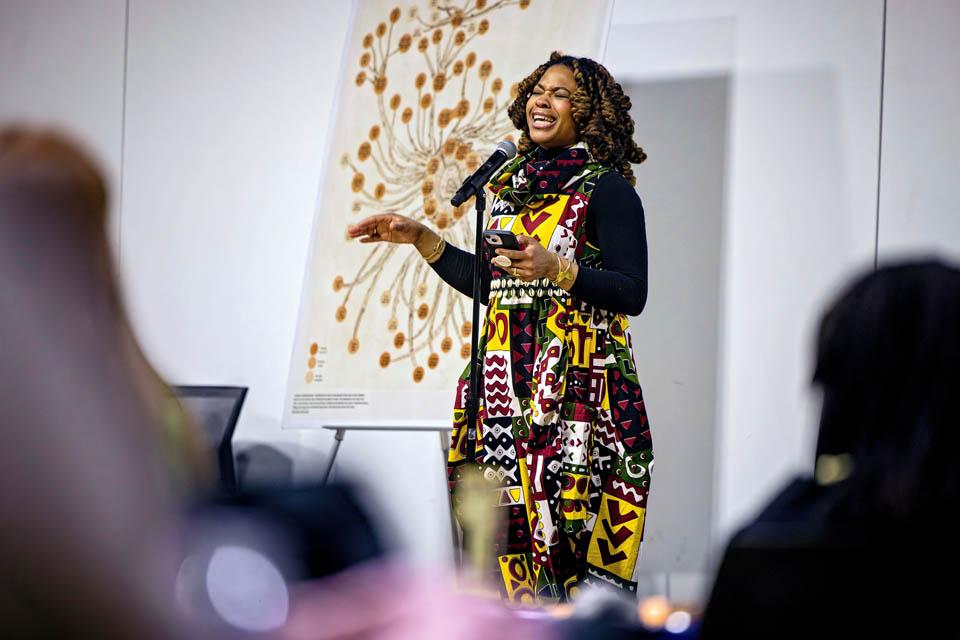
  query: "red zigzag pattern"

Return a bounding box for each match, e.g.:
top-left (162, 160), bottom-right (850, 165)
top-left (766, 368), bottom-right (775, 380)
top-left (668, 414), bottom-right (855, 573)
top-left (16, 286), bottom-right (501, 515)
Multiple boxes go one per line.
top-left (484, 354), bottom-right (512, 417)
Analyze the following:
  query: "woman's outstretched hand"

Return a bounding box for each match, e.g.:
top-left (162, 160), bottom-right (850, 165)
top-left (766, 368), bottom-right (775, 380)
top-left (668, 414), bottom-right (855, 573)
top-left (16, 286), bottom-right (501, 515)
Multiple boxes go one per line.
top-left (347, 213), bottom-right (425, 245)
top-left (347, 213), bottom-right (441, 257)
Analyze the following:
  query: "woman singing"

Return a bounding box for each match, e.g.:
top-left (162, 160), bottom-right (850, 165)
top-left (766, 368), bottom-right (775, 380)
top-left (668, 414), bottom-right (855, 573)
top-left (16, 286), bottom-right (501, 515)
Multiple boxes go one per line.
top-left (348, 52), bottom-right (652, 603)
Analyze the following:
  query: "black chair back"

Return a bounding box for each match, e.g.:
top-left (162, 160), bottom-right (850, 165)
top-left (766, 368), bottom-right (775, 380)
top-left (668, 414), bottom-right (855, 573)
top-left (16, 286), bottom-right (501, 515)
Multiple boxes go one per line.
top-left (173, 385), bottom-right (247, 491)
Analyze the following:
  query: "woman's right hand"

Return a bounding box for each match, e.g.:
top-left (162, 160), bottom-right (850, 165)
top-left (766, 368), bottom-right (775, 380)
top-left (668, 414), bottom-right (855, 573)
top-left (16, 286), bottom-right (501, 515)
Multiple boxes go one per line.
top-left (347, 213), bottom-right (423, 244)
top-left (347, 213), bottom-right (441, 257)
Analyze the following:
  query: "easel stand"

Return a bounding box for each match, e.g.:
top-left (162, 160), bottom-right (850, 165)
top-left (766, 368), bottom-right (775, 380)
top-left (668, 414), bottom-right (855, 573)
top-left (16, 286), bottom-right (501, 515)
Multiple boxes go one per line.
top-left (320, 423), bottom-right (459, 558)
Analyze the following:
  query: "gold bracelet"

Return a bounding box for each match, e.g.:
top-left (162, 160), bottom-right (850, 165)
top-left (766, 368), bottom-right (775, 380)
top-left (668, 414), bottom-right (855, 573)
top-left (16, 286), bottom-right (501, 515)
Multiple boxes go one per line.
top-left (551, 254), bottom-right (563, 283)
top-left (554, 257), bottom-right (574, 285)
top-left (424, 237), bottom-right (443, 262)
top-left (424, 237), bottom-right (446, 264)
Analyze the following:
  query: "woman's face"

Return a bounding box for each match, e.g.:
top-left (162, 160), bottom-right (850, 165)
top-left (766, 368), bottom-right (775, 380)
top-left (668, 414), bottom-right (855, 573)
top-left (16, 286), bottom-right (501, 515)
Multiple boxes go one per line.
top-left (525, 64), bottom-right (579, 149)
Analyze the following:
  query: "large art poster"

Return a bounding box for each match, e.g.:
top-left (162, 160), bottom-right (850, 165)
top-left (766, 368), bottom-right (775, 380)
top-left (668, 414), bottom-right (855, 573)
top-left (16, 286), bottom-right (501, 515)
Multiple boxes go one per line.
top-left (284, 0), bottom-right (612, 427)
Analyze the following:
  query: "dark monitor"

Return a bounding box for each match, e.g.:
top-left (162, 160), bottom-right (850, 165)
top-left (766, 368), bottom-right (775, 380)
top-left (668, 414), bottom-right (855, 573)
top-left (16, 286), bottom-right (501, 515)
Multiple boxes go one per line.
top-left (173, 385), bottom-right (247, 491)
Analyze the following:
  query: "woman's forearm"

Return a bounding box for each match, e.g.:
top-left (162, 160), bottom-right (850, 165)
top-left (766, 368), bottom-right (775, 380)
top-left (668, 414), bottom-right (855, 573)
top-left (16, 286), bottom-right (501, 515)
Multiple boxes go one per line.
top-left (569, 265), bottom-right (647, 315)
top-left (426, 243), bottom-right (491, 301)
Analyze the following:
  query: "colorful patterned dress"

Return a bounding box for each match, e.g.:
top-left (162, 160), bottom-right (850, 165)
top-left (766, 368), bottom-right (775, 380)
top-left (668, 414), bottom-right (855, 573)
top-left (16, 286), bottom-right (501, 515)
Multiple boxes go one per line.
top-left (447, 144), bottom-right (654, 603)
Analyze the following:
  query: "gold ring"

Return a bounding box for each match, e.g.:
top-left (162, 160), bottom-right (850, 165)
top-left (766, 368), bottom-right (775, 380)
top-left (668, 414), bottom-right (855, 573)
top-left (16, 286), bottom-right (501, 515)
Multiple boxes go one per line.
top-left (512, 267), bottom-right (519, 277)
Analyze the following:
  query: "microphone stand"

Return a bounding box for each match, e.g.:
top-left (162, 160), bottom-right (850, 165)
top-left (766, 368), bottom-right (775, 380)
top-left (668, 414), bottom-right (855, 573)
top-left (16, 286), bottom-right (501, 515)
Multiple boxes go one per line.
top-left (464, 190), bottom-right (485, 465)
top-left (451, 144), bottom-right (512, 465)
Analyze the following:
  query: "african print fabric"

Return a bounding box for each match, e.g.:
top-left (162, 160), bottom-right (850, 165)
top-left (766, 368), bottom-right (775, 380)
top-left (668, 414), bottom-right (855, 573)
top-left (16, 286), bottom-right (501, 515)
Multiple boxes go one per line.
top-left (448, 143), bottom-right (654, 603)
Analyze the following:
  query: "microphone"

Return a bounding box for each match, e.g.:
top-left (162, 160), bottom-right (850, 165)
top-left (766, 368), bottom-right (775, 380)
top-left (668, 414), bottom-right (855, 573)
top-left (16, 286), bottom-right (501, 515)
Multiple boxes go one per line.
top-left (450, 140), bottom-right (517, 207)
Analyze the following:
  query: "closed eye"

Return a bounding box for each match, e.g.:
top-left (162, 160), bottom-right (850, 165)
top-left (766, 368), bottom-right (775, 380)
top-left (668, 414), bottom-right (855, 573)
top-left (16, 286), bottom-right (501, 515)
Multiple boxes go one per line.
top-left (528, 87), bottom-right (571, 100)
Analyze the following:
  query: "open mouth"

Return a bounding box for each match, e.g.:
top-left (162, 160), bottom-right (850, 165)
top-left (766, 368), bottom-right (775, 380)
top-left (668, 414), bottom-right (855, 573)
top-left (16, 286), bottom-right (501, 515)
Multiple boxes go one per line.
top-left (530, 112), bottom-right (557, 130)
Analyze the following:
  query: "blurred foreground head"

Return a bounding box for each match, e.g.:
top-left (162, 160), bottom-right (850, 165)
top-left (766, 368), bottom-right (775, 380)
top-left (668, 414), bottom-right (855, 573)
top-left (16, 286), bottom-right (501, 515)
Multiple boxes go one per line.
top-left (0, 127), bottom-right (180, 638)
top-left (813, 259), bottom-right (960, 519)
top-left (0, 128), bottom-right (555, 640)
top-left (703, 259), bottom-right (960, 638)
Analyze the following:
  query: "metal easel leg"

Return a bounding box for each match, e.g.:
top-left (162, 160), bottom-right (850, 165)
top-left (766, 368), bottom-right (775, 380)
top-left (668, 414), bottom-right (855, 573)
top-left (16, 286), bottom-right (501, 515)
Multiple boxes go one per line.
top-left (321, 427), bottom-right (346, 485)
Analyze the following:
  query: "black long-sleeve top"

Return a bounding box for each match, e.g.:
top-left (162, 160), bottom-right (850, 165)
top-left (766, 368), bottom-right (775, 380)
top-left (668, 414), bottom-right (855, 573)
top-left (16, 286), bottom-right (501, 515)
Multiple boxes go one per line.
top-left (428, 171), bottom-right (648, 315)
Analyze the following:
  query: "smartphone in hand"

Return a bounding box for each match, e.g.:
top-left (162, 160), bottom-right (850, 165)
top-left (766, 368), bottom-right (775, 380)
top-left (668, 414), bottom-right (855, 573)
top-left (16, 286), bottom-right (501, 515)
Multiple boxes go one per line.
top-left (482, 229), bottom-right (521, 251)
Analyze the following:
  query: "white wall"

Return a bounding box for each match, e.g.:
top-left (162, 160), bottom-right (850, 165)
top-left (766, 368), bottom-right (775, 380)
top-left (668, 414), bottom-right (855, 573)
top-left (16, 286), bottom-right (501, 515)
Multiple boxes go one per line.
top-left (611, 65), bottom-right (731, 578)
top-left (7, 0), bottom-right (959, 599)
top-left (878, 0), bottom-right (960, 261)
top-left (0, 0), bottom-right (127, 247)
top-left (609, 1), bottom-right (885, 547)
top-left (119, 0), bottom-right (347, 475)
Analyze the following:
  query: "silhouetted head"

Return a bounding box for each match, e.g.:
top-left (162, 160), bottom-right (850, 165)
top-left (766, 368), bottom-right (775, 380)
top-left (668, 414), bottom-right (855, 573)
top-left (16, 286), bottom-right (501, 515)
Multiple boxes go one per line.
top-left (813, 259), bottom-right (960, 518)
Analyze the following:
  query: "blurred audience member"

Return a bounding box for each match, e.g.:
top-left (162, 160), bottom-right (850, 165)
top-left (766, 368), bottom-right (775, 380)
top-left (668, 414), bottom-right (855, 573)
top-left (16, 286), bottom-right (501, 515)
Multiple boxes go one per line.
top-left (0, 127), bottom-right (197, 637)
top-left (0, 127), bottom-right (562, 639)
top-left (702, 260), bottom-right (960, 637)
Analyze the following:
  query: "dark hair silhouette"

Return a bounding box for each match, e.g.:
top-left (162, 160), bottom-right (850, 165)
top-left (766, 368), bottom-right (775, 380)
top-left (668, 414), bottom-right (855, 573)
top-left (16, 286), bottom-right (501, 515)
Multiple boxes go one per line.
top-left (813, 259), bottom-right (960, 519)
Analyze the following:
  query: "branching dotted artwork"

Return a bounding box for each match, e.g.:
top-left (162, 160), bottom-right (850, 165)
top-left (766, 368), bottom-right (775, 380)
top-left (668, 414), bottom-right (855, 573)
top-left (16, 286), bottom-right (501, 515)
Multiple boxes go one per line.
top-left (327, 0), bottom-right (533, 383)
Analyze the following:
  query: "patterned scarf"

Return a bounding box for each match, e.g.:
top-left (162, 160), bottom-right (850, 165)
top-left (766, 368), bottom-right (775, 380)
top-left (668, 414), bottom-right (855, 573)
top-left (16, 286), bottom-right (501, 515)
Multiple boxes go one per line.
top-left (489, 142), bottom-right (601, 209)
